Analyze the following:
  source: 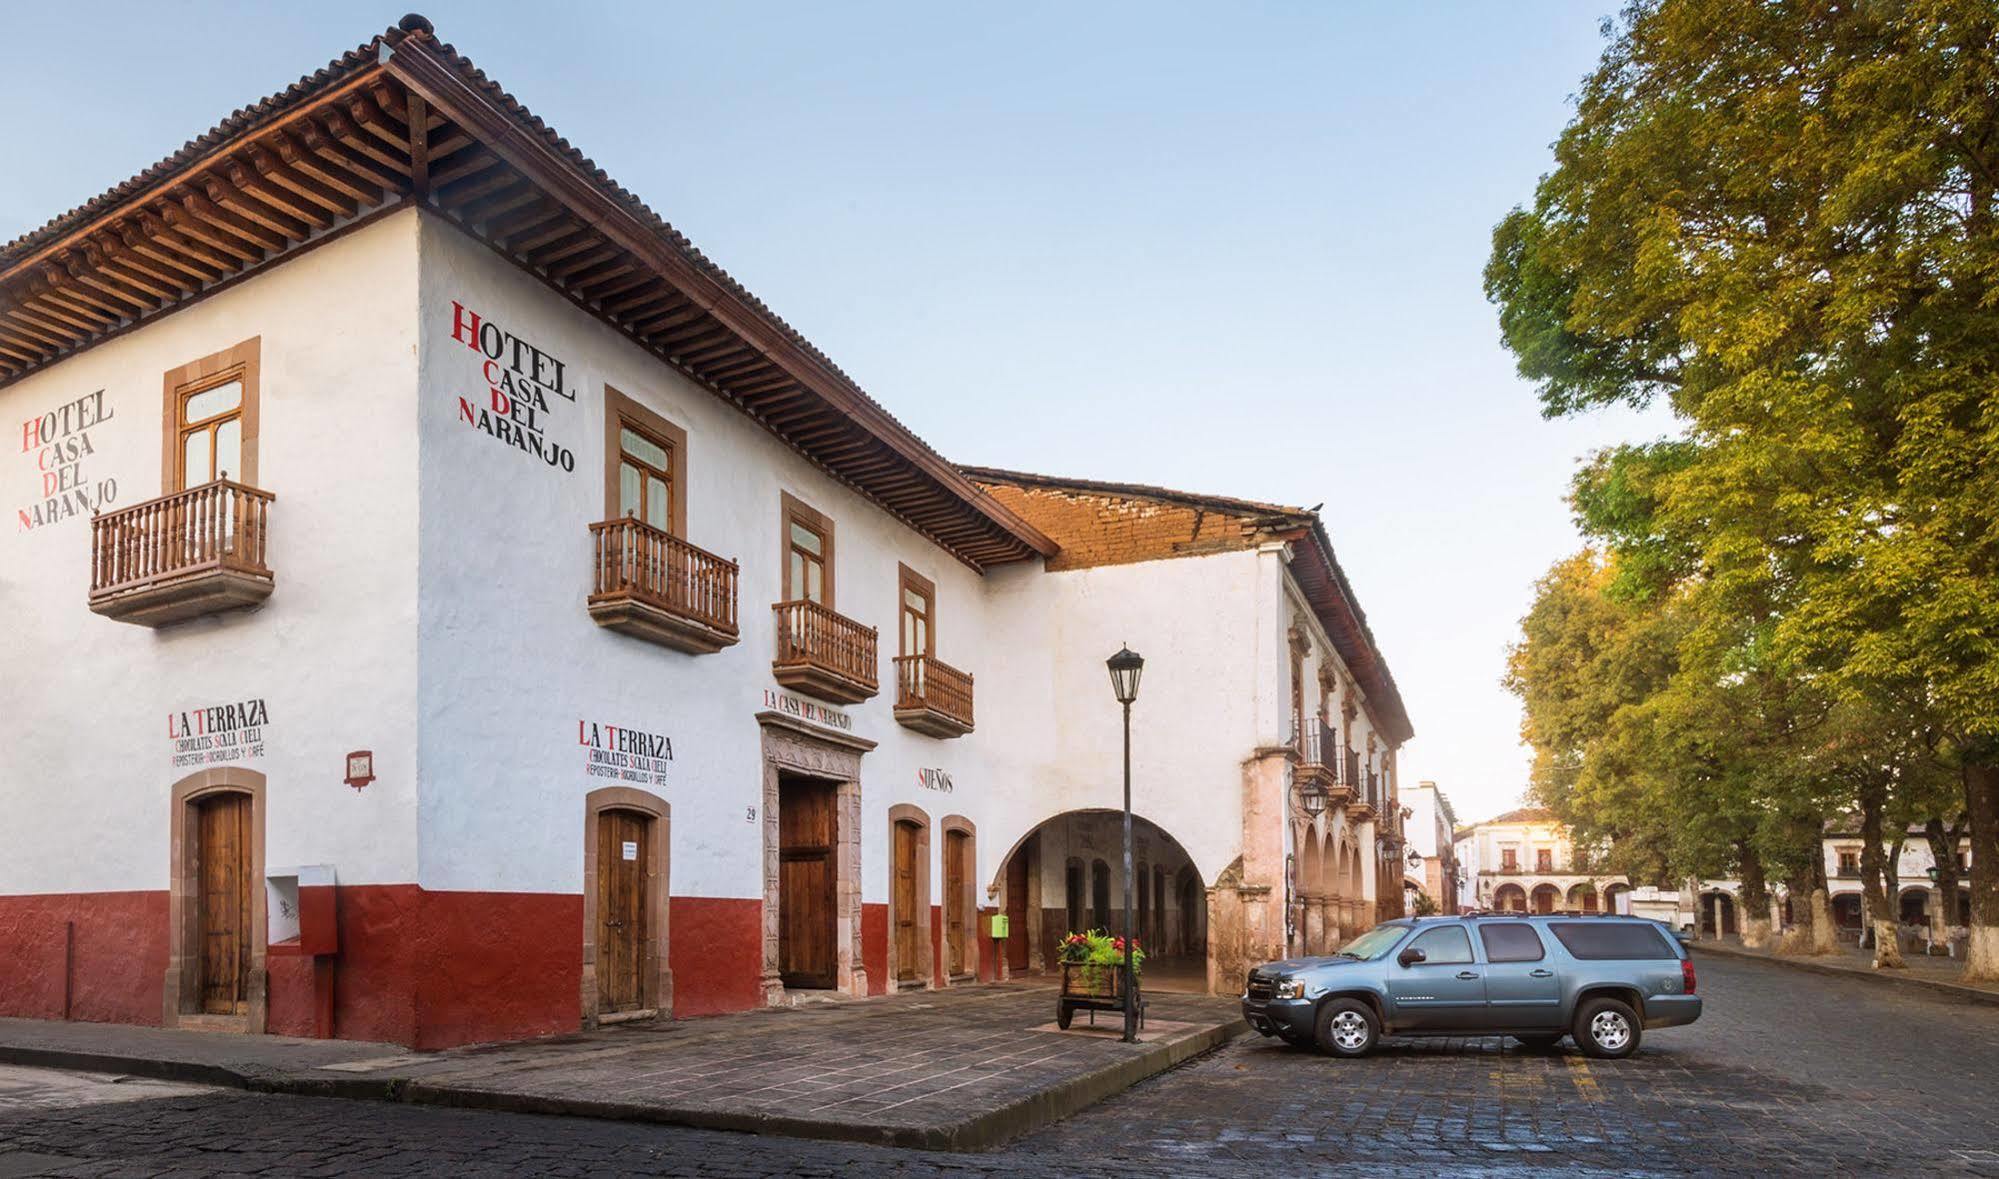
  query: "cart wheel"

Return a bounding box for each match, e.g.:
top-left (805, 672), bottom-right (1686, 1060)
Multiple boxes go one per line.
top-left (1057, 1002), bottom-right (1073, 1030)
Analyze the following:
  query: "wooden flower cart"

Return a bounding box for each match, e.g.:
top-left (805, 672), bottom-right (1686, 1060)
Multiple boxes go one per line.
top-left (1057, 961), bottom-right (1146, 1031)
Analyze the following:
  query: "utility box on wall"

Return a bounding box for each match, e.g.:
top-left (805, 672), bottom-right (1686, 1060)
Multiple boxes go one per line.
top-left (268, 864), bottom-right (338, 955)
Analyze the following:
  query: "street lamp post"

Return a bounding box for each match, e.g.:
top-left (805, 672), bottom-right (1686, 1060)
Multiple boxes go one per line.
top-left (1106, 645), bottom-right (1144, 1044)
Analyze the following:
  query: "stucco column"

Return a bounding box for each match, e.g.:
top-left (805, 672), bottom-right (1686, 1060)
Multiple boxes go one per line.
top-left (1317, 895), bottom-right (1338, 951)
top-left (1233, 749), bottom-right (1292, 986)
top-left (1302, 893), bottom-right (1325, 954)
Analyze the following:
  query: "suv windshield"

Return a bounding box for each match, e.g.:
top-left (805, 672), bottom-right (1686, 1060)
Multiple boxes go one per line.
top-left (1332, 924), bottom-right (1409, 961)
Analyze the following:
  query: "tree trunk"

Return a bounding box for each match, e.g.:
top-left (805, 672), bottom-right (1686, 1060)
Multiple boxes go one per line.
top-left (1965, 760), bottom-right (1999, 982)
top-left (1859, 781), bottom-right (1906, 969)
top-left (1737, 841), bottom-right (1772, 949)
top-left (1924, 816), bottom-right (1965, 955)
top-left (1777, 871), bottom-right (1815, 954)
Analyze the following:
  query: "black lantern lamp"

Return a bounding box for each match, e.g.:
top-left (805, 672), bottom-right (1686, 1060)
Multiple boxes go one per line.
top-left (1299, 780), bottom-right (1328, 818)
top-left (1106, 645), bottom-right (1144, 705)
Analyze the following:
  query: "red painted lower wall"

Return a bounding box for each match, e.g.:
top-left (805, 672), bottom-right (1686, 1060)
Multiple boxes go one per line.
top-left (861, 901), bottom-right (888, 996)
top-left (668, 896), bottom-right (763, 1016)
top-left (0, 886), bottom-right (770, 1049)
top-left (0, 891), bottom-right (167, 1025)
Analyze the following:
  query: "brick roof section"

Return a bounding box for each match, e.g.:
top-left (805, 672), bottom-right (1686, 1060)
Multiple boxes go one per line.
top-left (963, 466), bottom-right (1414, 744)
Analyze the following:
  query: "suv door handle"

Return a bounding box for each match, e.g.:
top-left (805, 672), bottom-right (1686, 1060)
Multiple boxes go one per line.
top-left (1529, 969), bottom-right (1553, 978)
top-left (1456, 971), bottom-right (1480, 980)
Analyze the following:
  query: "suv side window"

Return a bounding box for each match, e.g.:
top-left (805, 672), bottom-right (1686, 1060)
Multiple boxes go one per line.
top-left (1479, 923), bottom-right (1546, 963)
top-left (1549, 921), bottom-right (1677, 960)
top-left (1406, 924), bottom-right (1474, 965)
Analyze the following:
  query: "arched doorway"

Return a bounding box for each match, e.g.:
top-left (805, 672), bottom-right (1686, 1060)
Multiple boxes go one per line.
top-left (167, 768), bottom-right (266, 1033)
top-left (1530, 883), bottom-right (1560, 914)
top-left (1602, 881), bottom-right (1631, 915)
top-left (583, 787), bottom-right (670, 1025)
top-left (1176, 867), bottom-right (1206, 959)
top-left (1090, 859), bottom-right (1111, 930)
top-left (1898, 887), bottom-right (1929, 926)
top-left (1832, 893), bottom-right (1864, 932)
top-left (1493, 883), bottom-right (1528, 912)
top-left (887, 804), bottom-right (932, 989)
top-left (1701, 891), bottom-right (1738, 936)
top-left (1566, 882), bottom-right (1598, 913)
top-left (988, 810), bottom-right (1208, 993)
top-left (940, 815), bottom-right (976, 982)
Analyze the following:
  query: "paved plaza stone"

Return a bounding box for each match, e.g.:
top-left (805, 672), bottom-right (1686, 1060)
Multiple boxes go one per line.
top-left (3, 955), bottom-right (1998, 1175)
top-left (0, 982), bottom-right (1240, 1151)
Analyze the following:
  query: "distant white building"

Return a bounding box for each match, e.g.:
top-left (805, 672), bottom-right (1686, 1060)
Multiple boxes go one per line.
top-left (1402, 782), bottom-right (1460, 914)
top-left (1452, 807), bottom-right (1630, 915)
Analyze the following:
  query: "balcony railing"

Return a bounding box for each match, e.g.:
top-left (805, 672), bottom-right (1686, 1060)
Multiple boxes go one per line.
top-left (893, 654), bottom-right (974, 738)
top-left (772, 599), bottom-right (879, 704)
top-left (88, 479), bottom-right (275, 626)
top-left (587, 517), bottom-right (740, 654)
top-left (1297, 717), bottom-right (1339, 790)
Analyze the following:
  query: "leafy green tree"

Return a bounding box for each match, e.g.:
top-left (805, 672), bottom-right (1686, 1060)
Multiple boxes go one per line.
top-left (1488, 0), bottom-right (1999, 977)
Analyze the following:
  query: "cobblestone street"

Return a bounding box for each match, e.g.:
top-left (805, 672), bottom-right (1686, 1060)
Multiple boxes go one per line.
top-left (2, 955), bottom-right (1994, 1177)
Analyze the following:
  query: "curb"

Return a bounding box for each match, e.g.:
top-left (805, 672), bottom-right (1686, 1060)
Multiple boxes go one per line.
top-left (1694, 943), bottom-right (1999, 1008)
top-left (0, 1018), bottom-right (1248, 1152)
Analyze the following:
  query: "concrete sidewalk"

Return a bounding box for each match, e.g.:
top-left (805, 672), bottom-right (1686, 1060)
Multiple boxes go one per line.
top-left (1694, 939), bottom-right (1999, 1007)
top-left (0, 982), bottom-right (1244, 1151)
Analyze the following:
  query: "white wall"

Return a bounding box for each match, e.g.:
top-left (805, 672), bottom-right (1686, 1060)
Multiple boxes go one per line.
top-left (0, 212), bottom-right (422, 892)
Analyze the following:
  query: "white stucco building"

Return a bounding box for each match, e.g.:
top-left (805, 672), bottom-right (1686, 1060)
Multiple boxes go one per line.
top-left (0, 17), bottom-right (1413, 1047)
top-left (1402, 781), bottom-right (1459, 914)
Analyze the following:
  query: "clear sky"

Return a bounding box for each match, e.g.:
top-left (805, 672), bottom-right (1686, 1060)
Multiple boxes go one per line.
top-left (0, 2), bottom-right (1672, 825)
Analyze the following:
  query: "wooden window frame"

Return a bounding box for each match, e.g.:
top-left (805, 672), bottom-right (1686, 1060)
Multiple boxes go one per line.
top-left (780, 492), bottom-right (835, 606)
top-left (161, 337), bottom-right (260, 493)
top-left (898, 563), bottom-right (936, 658)
top-left (603, 385), bottom-right (688, 538)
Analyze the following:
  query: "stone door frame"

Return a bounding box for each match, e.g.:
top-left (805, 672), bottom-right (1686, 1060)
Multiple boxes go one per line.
top-left (886, 803), bottom-right (933, 989)
top-left (580, 786), bottom-right (671, 1029)
top-left (939, 813), bottom-right (977, 983)
top-left (756, 710), bottom-right (874, 1004)
top-left (165, 767), bottom-right (267, 1034)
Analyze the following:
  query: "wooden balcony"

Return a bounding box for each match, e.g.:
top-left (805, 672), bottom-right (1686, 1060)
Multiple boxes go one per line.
top-left (88, 480), bottom-right (275, 626)
top-left (772, 599), bottom-right (878, 704)
top-left (894, 654), bottom-right (974, 738)
top-left (588, 518), bottom-right (740, 654)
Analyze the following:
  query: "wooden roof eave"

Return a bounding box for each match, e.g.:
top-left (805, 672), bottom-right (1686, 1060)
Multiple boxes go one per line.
top-left (380, 39), bottom-right (1057, 566)
top-left (0, 64), bottom-right (393, 291)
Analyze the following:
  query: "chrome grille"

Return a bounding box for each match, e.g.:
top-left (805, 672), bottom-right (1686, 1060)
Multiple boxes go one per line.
top-left (1246, 976), bottom-right (1275, 1001)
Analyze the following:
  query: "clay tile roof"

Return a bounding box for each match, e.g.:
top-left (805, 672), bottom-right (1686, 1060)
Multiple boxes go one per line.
top-left (0, 14), bottom-right (1055, 567)
top-left (1484, 806), bottom-right (1557, 826)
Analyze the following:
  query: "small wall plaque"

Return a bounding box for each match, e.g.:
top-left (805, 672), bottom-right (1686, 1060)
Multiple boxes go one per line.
top-left (344, 750), bottom-right (375, 791)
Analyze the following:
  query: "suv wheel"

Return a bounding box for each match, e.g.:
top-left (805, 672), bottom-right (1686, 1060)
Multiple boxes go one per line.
top-left (1573, 996), bottom-right (1641, 1059)
top-left (1314, 998), bottom-right (1379, 1058)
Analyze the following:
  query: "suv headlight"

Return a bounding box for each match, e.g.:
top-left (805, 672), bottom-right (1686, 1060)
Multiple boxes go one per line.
top-left (1274, 979), bottom-right (1308, 1000)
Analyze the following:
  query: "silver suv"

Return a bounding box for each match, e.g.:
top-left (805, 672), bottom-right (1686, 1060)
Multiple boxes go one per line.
top-left (1241, 915), bottom-right (1701, 1059)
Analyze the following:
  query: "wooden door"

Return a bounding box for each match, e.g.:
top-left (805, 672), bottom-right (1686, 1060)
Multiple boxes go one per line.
top-left (195, 793), bottom-right (251, 1015)
top-left (943, 830), bottom-right (968, 977)
top-left (1005, 843), bottom-right (1030, 972)
top-left (778, 777), bottom-right (836, 989)
top-left (596, 810), bottom-right (649, 1013)
top-left (893, 820), bottom-right (919, 981)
